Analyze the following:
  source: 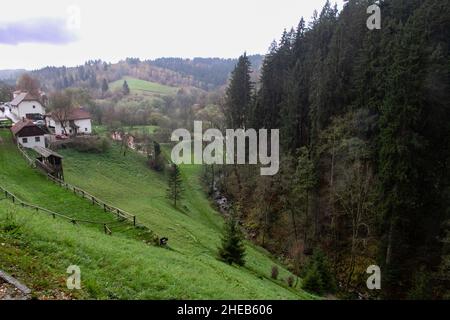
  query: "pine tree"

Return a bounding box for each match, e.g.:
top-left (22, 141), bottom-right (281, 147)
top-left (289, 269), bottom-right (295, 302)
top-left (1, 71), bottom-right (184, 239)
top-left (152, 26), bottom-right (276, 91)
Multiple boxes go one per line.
top-left (122, 80), bottom-right (130, 95)
top-left (224, 53), bottom-right (253, 128)
top-left (302, 263), bottom-right (324, 295)
top-left (218, 208), bottom-right (246, 266)
top-left (167, 164), bottom-right (183, 208)
top-left (101, 78), bottom-right (109, 94)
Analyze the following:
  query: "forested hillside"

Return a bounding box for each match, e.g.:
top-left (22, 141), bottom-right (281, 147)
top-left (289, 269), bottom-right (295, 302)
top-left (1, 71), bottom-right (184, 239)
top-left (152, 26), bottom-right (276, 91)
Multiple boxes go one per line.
top-left (2, 56), bottom-right (263, 93)
top-left (151, 56), bottom-right (264, 89)
top-left (220, 0), bottom-right (450, 299)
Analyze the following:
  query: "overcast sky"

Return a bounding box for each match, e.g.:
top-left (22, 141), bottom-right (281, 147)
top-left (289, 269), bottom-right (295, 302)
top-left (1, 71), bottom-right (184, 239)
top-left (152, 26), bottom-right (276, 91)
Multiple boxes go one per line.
top-left (0, 0), bottom-right (344, 70)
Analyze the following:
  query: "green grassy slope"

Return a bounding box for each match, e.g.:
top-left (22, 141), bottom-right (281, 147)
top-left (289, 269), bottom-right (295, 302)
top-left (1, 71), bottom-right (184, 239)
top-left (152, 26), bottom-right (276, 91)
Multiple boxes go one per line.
top-left (109, 76), bottom-right (178, 96)
top-left (0, 129), bottom-right (314, 299)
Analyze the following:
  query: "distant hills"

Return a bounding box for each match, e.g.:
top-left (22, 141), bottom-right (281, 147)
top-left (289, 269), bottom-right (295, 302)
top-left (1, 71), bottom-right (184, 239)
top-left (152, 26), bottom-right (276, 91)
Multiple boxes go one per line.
top-left (0, 55), bottom-right (264, 92)
top-left (0, 69), bottom-right (26, 83)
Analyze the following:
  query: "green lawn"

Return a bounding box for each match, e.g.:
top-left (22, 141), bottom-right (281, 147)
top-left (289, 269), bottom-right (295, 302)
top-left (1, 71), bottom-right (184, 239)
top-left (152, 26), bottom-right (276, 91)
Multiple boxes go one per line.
top-left (110, 76), bottom-right (178, 96)
top-left (0, 129), bottom-right (315, 299)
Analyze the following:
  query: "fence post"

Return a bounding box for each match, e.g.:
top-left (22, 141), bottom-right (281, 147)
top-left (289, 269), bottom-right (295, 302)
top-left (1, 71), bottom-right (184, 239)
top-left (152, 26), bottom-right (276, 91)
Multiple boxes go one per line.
top-left (104, 224), bottom-right (107, 234)
top-left (133, 216), bottom-right (136, 226)
top-left (103, 204), bottom-right (106, 212)
top-left (12, 196), bottom-right (15, 203)
top-left (92, 196), bottom-right (95, 205)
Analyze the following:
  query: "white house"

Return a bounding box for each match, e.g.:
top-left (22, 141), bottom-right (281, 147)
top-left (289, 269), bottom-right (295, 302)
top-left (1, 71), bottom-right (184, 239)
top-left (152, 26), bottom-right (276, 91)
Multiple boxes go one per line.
top-left (10, 91), bottom-right (46, 120)
top-left (10, 119), bottom-right (46, 149)
top-left (46, 107), bottom-right (92, 136)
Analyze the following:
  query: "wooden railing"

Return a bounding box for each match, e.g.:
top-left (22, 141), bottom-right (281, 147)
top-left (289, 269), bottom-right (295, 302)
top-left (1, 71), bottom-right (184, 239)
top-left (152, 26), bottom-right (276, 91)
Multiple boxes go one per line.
top-left (0, 185), bottom-right (124, 234)
top-left (10, 144), bottom-right (141, 233)
top-left (17, 145), bottom-right (36, 168)
top-left (46, 174), bottom-right (137, 226)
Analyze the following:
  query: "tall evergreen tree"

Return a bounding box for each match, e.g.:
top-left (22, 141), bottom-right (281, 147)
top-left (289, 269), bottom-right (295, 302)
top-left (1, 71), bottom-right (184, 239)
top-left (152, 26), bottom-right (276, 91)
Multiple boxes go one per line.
top-left (224, 53), bottom-right (253, 128)
top-left (101, 78), bottom-right (109, 95)
top-left (218, 208), bottom-right (246, 266)
top-left (167, 164), bottom-right (184, 208)
top-left (122, 80), bottom-right (130, 95)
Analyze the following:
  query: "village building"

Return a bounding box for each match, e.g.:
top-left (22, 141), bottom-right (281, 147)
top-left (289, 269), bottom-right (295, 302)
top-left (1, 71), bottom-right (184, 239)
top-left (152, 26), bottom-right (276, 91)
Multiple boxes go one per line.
top-left (33, 146), bottom-right (64, 180)
top-left (46, 107), bottom-right (92, 136)
top-left (9, 91), bottom-right (46, 121)
top-left (10, 119), bottom-right (47, 149)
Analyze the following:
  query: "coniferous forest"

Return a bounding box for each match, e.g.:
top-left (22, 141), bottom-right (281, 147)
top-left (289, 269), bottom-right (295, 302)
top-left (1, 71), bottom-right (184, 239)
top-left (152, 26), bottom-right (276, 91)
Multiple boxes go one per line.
top-left (219, 0), bottom-right (450, 299)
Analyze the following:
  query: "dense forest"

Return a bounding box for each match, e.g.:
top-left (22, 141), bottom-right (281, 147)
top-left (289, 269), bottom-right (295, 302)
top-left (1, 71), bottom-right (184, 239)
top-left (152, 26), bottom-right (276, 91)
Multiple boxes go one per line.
top-left (151, 56), bottom-right (264, 89)
top-left (218, 0), bottom-right (450, 299)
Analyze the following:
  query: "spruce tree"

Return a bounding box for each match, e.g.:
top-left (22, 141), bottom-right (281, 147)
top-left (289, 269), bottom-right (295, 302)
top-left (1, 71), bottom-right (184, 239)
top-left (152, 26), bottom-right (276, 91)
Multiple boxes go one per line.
top-left (167, 164), bottom-right (183, 208)
top-left (224, 53), bottom-right (253, 128)
top-left (122, 80), bottom-right (130, 95)
top-left (218, 209), bottom-right (246, 266)
top-left (101, 78), bottom-right (109, 94)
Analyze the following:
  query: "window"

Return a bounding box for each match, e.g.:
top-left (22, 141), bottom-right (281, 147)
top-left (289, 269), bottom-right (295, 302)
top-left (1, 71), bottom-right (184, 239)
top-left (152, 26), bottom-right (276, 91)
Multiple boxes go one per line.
top-left (22, 138), bottom-right (28, 143)
top-left (35, 136), bottom-right (41, 142)
top-left (32, 105), bottom-right (36, 109)
top-left (85, 128), bottom-right (88, 131)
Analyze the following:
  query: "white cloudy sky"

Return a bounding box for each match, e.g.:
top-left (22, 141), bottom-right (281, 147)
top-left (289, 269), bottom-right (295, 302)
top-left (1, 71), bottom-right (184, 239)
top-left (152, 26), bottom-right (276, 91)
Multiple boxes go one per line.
top-left (0, 0), bottom-right (344, 70)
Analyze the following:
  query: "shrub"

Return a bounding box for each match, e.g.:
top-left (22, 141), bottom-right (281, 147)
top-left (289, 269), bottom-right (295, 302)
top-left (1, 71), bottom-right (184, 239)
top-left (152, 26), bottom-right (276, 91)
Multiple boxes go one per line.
top-left (0, 208), bottom-right (21, 235)
top-left (287, 275), bottom-right (295, 287)
top-left (271, 266), bottom-right (279, 280)
top-left (407, 270), bottom-right (433, 300)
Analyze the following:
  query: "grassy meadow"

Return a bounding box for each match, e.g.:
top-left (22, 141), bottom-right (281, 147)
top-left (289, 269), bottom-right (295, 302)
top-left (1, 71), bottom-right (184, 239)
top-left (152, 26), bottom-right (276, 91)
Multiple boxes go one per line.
top-left (0, 129), bottom-right (315, 299)
top-left (109, 76), bottom-right (178, 96)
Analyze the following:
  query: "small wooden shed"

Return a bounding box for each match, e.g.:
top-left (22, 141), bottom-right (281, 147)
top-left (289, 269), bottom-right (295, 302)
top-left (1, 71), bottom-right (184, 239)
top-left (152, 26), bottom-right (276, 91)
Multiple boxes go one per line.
top-left (33, 146), bottom-right (64, 180)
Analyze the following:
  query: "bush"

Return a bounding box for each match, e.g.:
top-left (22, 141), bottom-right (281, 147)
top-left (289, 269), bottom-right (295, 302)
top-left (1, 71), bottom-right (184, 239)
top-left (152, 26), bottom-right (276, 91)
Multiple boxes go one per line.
top-left (287, 275), bottom-right (295, 287)
top-left (407, 270), bottom-right (433, 300)
top-left (0, 208), bottom-right (21, 235)
top-left (271, 266), bottom-right (279, 280)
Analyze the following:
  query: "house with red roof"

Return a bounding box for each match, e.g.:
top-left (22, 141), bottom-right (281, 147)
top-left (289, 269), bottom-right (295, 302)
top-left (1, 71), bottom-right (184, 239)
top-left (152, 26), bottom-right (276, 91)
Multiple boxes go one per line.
top-left (10, 119), bottom-right (46, 149)
top-left (45, 107), bottom-right (92, 136)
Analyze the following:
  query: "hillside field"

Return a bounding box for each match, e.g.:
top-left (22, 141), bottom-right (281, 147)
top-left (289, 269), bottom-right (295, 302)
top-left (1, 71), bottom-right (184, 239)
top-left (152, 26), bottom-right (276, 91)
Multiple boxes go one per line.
top-left (0, 129), bottom-right (315, 299)
top-left (109, 76), bottom-right (178, 96)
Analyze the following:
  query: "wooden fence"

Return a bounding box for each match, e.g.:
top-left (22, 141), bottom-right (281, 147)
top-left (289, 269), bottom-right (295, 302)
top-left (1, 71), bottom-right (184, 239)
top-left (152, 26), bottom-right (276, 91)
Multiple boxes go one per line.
top-left (8, 144), bottom-right (140, 234)
top-left (46, 174), bottom-right (137, 227)
top-left (17, 145), bottom-right (36, 168)
top-left (0, 185), bottom-right (124, 235)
